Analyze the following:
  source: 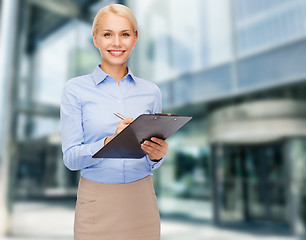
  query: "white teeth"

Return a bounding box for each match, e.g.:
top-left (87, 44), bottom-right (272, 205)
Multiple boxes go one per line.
top-left (110, 51), bottom-right (123, 54)
top-left (109, 50), bottom-right (124, 56)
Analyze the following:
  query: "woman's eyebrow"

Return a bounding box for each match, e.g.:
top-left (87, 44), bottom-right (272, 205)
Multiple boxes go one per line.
top-left (101, 29), bottom-right (132, 32)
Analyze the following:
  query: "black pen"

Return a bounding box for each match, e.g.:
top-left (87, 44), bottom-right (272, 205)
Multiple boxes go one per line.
top-left (114, 112), bottom-right (126, 120)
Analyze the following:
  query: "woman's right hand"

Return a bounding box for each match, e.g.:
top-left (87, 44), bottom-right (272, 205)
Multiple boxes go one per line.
top-left (104, 117), bottom-right (134, 145)
top-left (115, 117), bottom-right (134, 135)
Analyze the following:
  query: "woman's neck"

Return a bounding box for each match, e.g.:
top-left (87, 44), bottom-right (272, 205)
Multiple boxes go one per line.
top-left (100, 62), bottom-right (128, 84)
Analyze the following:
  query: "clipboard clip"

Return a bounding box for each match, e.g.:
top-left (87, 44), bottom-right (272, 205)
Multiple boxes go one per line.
top-left (153, 113), bottom-right (181, 116)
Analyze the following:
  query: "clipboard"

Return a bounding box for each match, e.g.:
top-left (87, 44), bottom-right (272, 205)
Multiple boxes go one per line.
top-left (92, 114), bottom-right (192, 159)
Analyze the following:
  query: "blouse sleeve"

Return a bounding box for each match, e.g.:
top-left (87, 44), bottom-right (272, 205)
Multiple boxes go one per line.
top-left (60, 84), bottom-right (105, 171)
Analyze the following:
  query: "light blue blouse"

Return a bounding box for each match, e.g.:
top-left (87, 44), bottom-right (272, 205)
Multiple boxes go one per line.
top-left (60, 65), bottom-right (165, 184)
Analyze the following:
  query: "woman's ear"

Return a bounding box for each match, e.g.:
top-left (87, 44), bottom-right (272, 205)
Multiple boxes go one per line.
top-left (133, 31), bottom-right (138, 47)
top-left (93, 33), bottom-right (99, 48)
top-left (135, 31), bottom-right (139, 41)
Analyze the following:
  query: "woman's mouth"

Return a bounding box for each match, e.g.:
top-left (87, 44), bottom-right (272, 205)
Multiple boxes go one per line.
top-left (108, 50), bottom-right (126, 57)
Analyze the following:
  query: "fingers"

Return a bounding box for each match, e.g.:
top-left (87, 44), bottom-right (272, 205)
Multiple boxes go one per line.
top-left (141, 141), bottom-right (162, 152)
top-left (141, 138), bottom-right (168, 151)
top-left (141, 143), bottom-right (161, 160)
top-left (121, 117), bottom-right (134, 124)
top-left (150, 137), bottom-right (168, 147)
top-left (141, 138), bottom-right (168, 161)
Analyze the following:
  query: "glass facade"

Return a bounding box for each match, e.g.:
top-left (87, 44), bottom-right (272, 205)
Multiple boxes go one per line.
top-left (235, 0), bottom-right (306, 55)
top-left (133, 0), bottom-right (306, 107)
top-left (237, 40), bottom-right (306, 89)
top-left (34, 20), bottom-right (99, 106)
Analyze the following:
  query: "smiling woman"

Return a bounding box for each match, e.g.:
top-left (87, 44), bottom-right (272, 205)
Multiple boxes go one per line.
top-left (60, 3), bottom-right (167, 240)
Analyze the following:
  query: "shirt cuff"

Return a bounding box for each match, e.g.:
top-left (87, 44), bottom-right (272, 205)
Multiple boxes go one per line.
top-left (90, 137), bottom-right (107, 156)
top-left (146, 155), bottom-right (165, 171)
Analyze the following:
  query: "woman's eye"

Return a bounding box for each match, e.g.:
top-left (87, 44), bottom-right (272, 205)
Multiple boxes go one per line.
top-left (122, 33), bottom-right (130, 37)
top-left (104, 33), bottom-right (111, 37)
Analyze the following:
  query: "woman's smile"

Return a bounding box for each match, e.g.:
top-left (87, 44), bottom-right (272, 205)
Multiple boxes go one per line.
top-left (108, 50), bottom-right (126, 57)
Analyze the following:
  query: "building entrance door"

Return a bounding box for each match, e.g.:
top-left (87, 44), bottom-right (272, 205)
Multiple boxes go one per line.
top-left (212, 141), bottom-right (288, 225)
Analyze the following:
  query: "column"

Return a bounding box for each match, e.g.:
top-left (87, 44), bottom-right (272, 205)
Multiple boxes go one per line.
top-left (285, 138), bottom-right (306, 238)
top-left (0, 0), bottom-right (19, 236)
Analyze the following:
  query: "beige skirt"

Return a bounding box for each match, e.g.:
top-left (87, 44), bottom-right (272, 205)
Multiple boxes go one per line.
top-left (74, 175), bottom-right (160, 240)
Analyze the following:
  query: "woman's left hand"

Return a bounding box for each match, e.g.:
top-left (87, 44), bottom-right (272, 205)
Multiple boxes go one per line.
top-left (141, 137), bottom-right (168, 162)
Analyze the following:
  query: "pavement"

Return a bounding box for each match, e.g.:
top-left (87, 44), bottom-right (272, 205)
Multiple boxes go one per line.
top-left (0, 198), bottom-right (298, 240)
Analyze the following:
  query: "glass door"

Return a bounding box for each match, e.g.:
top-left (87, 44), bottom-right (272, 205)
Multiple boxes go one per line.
top-left (215, 141), bottom-right (288, 225)
top-left (245, 144), bottom-right (287, 223)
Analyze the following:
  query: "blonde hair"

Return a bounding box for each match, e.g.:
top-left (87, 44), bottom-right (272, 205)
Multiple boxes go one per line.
top-left (92, 4), bottom-right (138, 35)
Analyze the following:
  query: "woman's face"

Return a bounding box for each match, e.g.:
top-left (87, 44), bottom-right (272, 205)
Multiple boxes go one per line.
top-left (93, 13), bottom-right (138, 68)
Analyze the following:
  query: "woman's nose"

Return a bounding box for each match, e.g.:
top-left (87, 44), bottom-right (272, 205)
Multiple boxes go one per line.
top-left (112, 35), bottom-right (121, 47)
